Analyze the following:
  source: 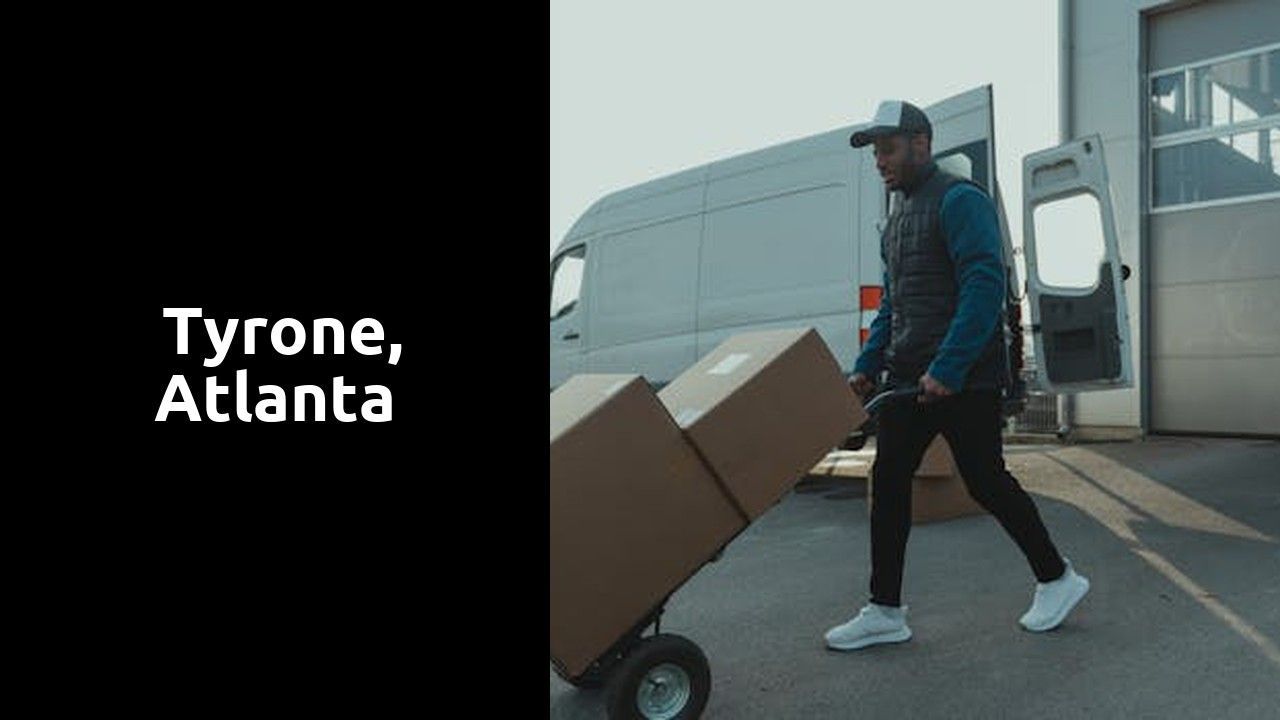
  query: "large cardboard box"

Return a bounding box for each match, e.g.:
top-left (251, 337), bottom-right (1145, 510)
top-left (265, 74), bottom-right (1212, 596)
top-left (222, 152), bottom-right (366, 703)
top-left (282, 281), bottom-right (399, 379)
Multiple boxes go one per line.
top-left (915, 432), bottom-right (958, 477)
top-left (550, 374), bottom-right (747, 681)
top-left (658, 328), bottom-right (868, 520)
top-left (867, 436), bottom-right (986, 523)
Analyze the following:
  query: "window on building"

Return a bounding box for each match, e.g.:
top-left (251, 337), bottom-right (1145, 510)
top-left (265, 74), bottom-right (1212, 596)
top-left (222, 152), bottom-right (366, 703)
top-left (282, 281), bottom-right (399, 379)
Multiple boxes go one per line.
top-left (1154, 130), bottom-right (1280, 207)
top-left (550, 246), bottom-right (585, 321)
top-left (1149, 44), bottom-right (1280, 209)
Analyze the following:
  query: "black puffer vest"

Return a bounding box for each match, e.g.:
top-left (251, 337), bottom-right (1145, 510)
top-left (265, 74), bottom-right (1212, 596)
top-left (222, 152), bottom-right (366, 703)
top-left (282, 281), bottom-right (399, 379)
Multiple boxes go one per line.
top-left (882, 162), bottom-right (1007, 390)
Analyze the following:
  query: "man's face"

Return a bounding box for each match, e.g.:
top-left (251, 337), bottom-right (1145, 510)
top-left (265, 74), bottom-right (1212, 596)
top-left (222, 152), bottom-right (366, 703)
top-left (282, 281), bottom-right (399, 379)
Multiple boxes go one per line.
top-left (873, 133), bottom-right (928, 190)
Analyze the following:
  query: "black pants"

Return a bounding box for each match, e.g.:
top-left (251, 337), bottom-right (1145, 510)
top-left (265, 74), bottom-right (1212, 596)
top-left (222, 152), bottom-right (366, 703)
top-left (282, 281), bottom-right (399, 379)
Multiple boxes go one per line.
top-left (869, 388), bottom-right (1066, 607)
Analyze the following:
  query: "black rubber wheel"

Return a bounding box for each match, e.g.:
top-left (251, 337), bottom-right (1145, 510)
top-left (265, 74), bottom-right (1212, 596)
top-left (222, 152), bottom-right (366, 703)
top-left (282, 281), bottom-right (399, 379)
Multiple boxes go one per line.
top-left (605, 634), bottom-right (710, 720)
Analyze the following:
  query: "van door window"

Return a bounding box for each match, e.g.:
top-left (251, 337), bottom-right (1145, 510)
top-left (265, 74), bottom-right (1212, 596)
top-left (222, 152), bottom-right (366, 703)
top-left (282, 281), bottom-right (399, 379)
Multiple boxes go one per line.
top-left (935, 139), bottom-right (989, 189)
top-left (550, 246), bottom-right (585, 321)
top-left (879, 140), bottom-right (990, 217)
top-left (1031, 193), bottom-right (1106, 288)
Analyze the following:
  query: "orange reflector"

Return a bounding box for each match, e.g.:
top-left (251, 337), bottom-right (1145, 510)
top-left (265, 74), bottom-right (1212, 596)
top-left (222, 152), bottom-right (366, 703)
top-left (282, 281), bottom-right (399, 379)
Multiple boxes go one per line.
top-left (860, 328), bottom-right (870, 345)
top-left (860, 286), bottom-right (882, 310)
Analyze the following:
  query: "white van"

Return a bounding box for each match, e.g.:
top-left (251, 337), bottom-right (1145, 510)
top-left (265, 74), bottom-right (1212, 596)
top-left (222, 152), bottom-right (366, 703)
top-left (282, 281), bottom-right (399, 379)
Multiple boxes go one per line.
top-left (550, 84), bottom-right (1133, 399)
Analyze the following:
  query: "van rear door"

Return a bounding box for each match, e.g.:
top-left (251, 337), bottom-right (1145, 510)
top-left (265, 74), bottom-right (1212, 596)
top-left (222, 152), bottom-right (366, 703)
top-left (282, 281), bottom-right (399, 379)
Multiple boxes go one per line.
top-left (860, 85), bottom-right (1015, 293)
top-left (1021, 135), bottom-right (1133, 393)
top-left (925, 84), bottom-right (998, 192)
top-left (926, 85), bottom-right (1026, 404)
top-left (858, 85), bottom-right (1023, 398)
top-left (925, 84), bottom-right (1020, 282)
top-left (859, 85), bottom-right (1005, 248)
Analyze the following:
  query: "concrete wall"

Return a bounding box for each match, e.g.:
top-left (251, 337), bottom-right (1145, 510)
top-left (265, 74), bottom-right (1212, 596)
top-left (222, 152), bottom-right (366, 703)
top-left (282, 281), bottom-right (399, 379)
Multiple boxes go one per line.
top-left (1065, 0), bottom-right (1278, 437)
top-left (1061, 0), bottom-right (1171, 433)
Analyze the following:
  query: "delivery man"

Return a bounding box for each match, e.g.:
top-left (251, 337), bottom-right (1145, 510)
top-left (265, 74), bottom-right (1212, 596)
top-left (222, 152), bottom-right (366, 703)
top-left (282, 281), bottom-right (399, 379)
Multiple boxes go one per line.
top-left (824, 100), bottom-right (1090, 651)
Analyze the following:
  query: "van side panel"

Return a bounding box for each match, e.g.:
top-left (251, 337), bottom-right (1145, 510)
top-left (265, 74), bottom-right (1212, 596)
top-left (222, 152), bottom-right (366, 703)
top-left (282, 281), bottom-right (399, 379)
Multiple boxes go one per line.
top-left (697, 152), bottom-right (858, 371)
top-left (584, 182), bottom-right (703, 380)
top-left (858, 151), bottom-right (887, 289)
top-left (553, 85), bottom-right (1002, 391)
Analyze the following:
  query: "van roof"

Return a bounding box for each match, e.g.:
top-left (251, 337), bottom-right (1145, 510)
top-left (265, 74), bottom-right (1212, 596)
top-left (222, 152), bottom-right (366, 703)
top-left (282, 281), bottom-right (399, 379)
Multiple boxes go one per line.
top-left (553, 120), bottom-right (870, 257)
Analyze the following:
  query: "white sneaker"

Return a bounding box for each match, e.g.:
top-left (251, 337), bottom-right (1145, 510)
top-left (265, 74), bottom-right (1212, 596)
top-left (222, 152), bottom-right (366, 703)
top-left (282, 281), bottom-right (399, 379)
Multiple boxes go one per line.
top-left (824, 602), bottom-right (912, 651)
top-left (1019, 558), bottom-right (1090, 632)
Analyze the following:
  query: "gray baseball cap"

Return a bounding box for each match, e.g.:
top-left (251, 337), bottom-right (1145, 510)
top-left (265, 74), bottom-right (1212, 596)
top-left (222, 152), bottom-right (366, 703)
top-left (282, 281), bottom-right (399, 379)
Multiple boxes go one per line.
top-left (850, 100), bottom-right (932, 147)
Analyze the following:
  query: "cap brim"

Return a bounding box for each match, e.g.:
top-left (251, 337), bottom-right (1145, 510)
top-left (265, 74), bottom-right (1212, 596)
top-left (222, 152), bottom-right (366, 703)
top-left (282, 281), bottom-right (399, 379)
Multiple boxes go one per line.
top-left (849, 125), bottom-right (899, 148)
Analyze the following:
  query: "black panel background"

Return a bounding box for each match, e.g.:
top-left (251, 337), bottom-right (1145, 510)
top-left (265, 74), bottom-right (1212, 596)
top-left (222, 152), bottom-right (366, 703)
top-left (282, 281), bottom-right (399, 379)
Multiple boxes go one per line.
top-left (82, 17), bottom-right (542, 713)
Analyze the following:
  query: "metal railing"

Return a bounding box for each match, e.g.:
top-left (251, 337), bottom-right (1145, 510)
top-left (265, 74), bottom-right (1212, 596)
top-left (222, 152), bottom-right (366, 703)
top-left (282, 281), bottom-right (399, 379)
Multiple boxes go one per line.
top-left (1009, 365), bottom-right (1059, 435)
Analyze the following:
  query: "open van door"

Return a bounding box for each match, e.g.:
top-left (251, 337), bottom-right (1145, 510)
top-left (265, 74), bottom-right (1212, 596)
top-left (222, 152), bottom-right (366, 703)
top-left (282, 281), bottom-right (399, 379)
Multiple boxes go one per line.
top-left (864, 85), bottom-right (1017, 288)
top-left (925, 85), bottom-right (998, 193)
top-left (1022, 135), bottom-right (1133, 393)
top-left (923, 85), bottom-right (1026, 410)
top-left (857, 85), bottom-right (1026, 410)
top-left (863, 86), bottom-right (1004, 240)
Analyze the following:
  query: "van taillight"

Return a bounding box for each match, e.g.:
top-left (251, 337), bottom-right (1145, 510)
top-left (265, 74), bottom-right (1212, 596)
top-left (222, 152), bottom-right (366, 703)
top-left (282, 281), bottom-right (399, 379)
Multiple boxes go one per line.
top-left (860, 286), bottom-right (882, 310)
top-left (860, 328), bottom-right (870, 345)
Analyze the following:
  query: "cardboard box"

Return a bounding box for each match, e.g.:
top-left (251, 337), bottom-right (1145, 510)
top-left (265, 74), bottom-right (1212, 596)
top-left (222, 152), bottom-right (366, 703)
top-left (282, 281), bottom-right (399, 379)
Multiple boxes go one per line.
top-left (867, 436), bottom-right (986, 523)
top-left (550, 374), bottom-right (747, 681)
top-left (916, 432), bottom-right (958, 477)
top-left (658, 328), bottom-right (868, 520)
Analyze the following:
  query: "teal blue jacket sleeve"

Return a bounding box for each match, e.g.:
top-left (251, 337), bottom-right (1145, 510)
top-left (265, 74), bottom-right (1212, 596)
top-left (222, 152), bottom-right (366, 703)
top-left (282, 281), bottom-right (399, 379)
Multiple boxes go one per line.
top-left (927, 184), bottom-right (1006, 392)
top-left (853, 270), bottom-right (892, 377)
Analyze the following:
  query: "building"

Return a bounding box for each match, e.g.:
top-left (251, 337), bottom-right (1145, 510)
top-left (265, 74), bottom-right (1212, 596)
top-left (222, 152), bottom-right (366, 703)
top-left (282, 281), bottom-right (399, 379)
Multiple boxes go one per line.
top-left (1060, 0), bottom-right (1278, 438)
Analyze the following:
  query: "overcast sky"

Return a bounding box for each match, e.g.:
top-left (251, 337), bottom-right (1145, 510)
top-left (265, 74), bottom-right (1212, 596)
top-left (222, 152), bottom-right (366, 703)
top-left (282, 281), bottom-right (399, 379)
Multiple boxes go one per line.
top-left (551, 1), bottom-right (1105, 285)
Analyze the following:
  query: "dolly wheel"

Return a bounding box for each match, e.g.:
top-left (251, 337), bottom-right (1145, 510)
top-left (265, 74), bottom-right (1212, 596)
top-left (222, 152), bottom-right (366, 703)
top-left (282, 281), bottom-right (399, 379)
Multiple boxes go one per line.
top-left (605, 634), bottom-right (710, 720)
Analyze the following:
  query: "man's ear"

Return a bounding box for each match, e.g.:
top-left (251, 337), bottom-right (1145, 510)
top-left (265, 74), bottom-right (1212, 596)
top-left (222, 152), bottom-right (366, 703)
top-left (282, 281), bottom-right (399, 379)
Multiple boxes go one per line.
top-left (911, 134), bottom-right (930, 161)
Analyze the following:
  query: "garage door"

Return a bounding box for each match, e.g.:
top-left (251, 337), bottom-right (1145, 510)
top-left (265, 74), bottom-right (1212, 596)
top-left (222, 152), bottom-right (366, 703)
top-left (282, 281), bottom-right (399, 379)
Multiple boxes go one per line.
top-left (1147, 0), bottom-right (1280, 436)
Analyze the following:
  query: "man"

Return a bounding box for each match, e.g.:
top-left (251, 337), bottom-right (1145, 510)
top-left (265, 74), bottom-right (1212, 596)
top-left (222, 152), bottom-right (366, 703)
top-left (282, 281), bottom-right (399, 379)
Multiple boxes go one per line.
top-left (824, 100), bottom-right (1090, 651)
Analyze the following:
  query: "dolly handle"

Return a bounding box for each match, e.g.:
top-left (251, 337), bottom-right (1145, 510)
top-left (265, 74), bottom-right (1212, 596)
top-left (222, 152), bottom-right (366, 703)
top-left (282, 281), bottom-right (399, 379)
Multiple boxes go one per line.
top-left (862, 386), bottom-right (923, 416)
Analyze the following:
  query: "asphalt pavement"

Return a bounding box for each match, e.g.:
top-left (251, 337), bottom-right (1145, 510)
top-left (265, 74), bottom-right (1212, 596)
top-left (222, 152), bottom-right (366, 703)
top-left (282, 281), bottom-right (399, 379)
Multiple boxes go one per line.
top-left (550, 436), bottom-right (1280, 719)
